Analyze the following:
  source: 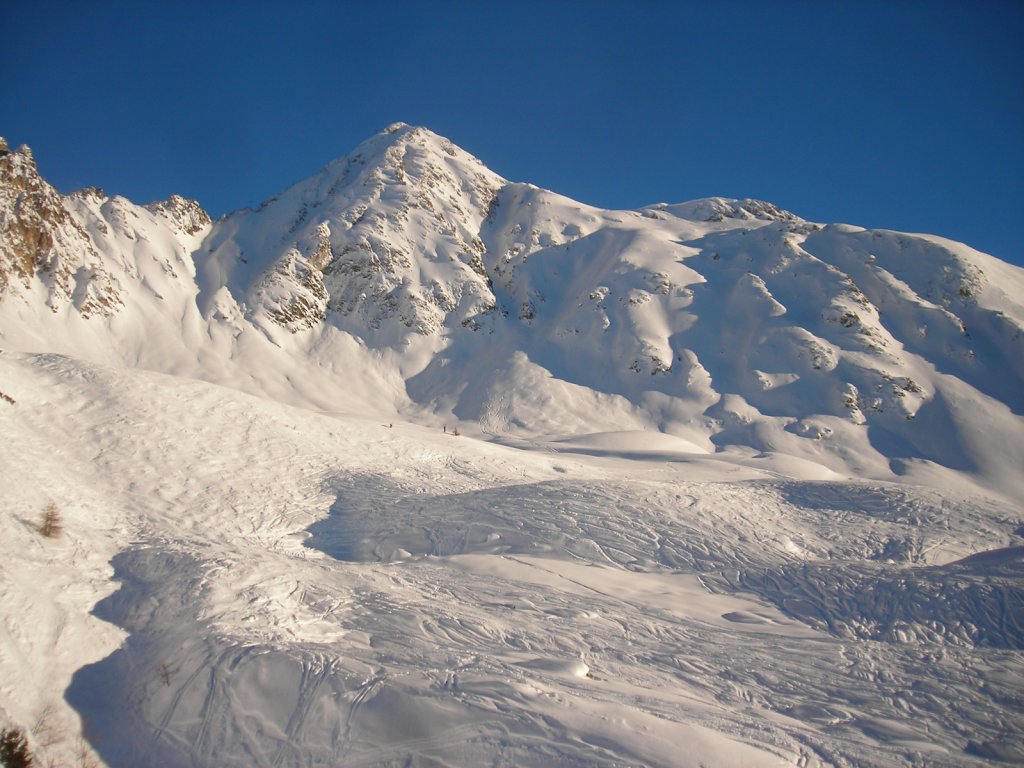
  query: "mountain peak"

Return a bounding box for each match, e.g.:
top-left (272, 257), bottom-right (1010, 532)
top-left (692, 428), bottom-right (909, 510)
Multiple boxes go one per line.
top-left (336, 122), bottom-right (502, 182)
top-left (202, 123), bottom-right (506, 336)
top-left (253, 123), bottom-right (504, 218)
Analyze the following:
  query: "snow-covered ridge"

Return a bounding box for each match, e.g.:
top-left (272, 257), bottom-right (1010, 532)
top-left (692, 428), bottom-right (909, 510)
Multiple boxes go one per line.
top-left (1, 140), bottom-right (210, 318)
top-left (2, 124), bottom-right (1023, 500)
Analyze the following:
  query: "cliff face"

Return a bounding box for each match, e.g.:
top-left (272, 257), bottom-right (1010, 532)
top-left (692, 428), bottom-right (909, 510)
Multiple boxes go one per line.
top-left (0, 141), bottom-right (103, 313)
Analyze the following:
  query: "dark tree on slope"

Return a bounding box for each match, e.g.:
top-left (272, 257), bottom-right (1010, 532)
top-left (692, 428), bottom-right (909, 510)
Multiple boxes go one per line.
top-left (38, 503), bottom-right (62, 539)
top-left (0, 728), bottom-right (33, 768)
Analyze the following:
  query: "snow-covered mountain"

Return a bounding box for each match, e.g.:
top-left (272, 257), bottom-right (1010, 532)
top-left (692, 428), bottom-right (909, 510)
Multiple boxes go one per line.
top-left (1, 126), bottom-right (1023, 767)
top-left (3, 124), bottom-right (1022, 498)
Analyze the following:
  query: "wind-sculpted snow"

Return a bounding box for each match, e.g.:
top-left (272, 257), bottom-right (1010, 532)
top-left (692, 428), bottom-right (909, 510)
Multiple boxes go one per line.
top-left (308, 476), bottom-right (1012, 571)
top-left (1, 351), bottom-right (1022, 766)
top-left (709, 550), bottom-right (1024, 648)
top-left (308, 475), bottom-right (1023, 650)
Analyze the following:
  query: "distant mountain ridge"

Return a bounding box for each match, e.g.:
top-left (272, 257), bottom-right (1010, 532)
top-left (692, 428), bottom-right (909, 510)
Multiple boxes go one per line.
top-left (2, 123), bottom-right (1022, 499)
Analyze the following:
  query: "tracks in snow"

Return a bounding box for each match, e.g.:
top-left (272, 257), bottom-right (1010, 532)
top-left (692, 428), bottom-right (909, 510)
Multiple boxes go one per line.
top-left (16, 353), bottom-right (1021, 767)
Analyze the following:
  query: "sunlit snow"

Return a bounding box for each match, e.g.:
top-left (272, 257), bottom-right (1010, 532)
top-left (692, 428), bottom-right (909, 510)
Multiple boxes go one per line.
top-left (1, 125), bottom-right (1022, 767)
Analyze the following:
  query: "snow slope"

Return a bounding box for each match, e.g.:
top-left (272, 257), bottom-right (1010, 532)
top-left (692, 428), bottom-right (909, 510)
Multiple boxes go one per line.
top-left (1, 126), bottom-right (1023, 766)
top-left (1, 352), bottom-right (1021, 767)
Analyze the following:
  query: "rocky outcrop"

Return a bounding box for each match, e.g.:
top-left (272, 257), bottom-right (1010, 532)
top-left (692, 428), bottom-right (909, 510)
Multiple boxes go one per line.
top-left (146, 194), bottom-right (212, 236)
top-left (0, 142), bottom-right (213, 320)
top-left (0, 143), bottom-right (121, 315)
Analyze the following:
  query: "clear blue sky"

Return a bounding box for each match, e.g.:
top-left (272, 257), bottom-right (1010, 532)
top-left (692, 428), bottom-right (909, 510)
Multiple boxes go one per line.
top-left (3, 1), bottom-right (1022, 265)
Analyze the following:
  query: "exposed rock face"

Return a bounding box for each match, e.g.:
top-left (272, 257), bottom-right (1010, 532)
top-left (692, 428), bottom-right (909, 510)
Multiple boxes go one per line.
top-left (255, 248), bottom-right (329, 330)
top-left (0, 143), bottom-right (117, 315)
top-left (1, 144), bottom-right (67, 286)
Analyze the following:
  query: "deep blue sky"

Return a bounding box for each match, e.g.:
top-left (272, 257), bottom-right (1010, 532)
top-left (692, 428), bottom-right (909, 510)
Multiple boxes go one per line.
top-left (3, 1), bottom-right (1022, 265)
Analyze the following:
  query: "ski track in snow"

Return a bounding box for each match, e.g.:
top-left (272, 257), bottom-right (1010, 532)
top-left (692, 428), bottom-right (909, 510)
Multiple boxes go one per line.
top-left (1, 350), bottom-right (1022, 767)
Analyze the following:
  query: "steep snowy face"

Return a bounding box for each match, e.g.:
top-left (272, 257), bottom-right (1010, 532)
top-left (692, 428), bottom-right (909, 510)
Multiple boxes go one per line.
top-left (200, 123), bottom-right (505, 338)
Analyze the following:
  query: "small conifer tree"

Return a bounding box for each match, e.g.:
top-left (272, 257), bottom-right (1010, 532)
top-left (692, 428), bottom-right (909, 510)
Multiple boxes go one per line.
top-left (0, 727), bottom-right (34, 768)
top-left (39, 504), bottom-right (62, 539)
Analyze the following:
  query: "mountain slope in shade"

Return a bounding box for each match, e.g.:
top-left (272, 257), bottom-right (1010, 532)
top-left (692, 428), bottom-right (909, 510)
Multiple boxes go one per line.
top-left (2, 124), bottom-right (1021, 499)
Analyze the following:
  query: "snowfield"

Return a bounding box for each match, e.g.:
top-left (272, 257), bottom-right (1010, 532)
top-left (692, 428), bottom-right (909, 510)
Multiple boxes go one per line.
top-left (2, 352), bottom-right (1021, 767)
top-left (1, 125), bottom-right (1022, 766)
